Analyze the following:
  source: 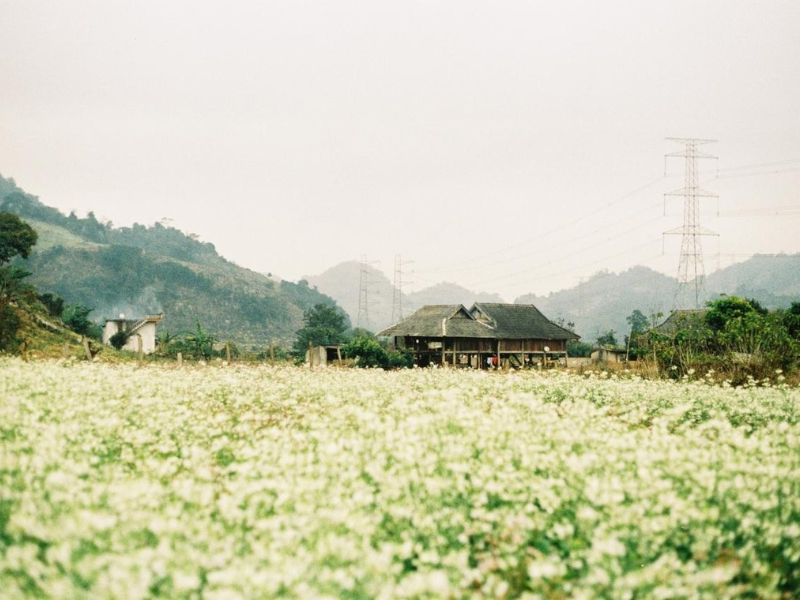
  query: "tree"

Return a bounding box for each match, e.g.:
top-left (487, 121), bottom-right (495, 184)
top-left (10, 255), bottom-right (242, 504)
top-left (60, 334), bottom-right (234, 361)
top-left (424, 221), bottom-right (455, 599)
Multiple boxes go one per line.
top-left (185, 321), bottom-right (215, 360)
top-left (705, 296), bottom-right (758, 332)
top-left (0, 214), bottom-right (38, 352)
top-left (0, 212), bottom-right (38, 263)
top-left (596, 330), bottom-right (618, 348)
top-left (293, 303), bottom-right (349, 355)
top-left (62, 303), bottom-right (102, 339)
top-left (342, 337), bottom-right (389, 368)
top-left (626, 310), bottom-right (649, 336)
top-left (625, 309), bottom-right (650, 360)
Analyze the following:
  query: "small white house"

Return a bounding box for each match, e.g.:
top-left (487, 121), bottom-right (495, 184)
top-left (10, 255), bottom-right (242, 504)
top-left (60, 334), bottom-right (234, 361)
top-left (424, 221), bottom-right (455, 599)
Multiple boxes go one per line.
top-left (102, 313), bottom-right (164, 354)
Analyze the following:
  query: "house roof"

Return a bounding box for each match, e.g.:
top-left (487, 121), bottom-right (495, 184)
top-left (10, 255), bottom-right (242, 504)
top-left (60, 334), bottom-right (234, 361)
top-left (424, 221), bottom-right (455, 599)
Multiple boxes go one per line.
top-left (655, 309), bottom-right (707, 336)
top-left (377, 304), bottom-right (496, 338)
top-left (471, 303), bottom-right (580, 340)
top-left (378, 303), bottom-right (580, 341)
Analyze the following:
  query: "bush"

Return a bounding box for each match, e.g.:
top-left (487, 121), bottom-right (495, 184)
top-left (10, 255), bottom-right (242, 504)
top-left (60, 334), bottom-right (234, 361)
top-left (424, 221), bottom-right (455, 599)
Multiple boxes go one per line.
top-left (109, 330), bottom-right (131, 350)
top-left (342, 337), bottom-right (388, 368)
top-left (387, 348), bottom-right (414, 369)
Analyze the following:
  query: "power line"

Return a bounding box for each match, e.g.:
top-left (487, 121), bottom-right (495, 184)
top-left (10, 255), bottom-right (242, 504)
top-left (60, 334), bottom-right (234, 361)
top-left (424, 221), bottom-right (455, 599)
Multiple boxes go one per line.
top-left (416, 175), bottom-right (667, 276)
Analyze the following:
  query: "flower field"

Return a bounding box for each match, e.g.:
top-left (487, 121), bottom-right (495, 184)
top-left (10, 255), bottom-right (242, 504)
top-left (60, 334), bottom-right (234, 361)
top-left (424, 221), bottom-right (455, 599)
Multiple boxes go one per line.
top-left (1, 359), bottom-right (799, 598)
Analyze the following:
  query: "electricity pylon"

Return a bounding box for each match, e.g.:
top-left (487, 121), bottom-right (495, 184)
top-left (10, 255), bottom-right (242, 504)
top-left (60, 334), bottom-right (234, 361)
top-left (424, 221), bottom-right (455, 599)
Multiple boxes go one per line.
top-left (357, 254), bottom-right (379, 330)
top-left (663, 138), bottom-right (718, 309)
top-left (391, 254), bottom-right (414, 324)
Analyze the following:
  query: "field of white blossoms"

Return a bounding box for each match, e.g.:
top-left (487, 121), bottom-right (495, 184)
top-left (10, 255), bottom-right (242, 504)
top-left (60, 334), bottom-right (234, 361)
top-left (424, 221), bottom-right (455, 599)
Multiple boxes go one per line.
top-left (1, 358), bottom-right (799, 599)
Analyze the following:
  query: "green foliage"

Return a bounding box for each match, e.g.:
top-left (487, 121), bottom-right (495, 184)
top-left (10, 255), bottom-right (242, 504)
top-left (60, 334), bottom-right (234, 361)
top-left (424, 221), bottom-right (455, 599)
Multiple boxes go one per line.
top-left (596, 330), bottom-right (618, 348)
top-left (705, 296), bottom-right (758, 331)
top-left (783, 302), bottom-right (800, 339)
top-left (109, 330), bottom-right (131, 350)
top-left (626, 309), bottom-right (649, 335)
top-left (386, 347), bottom-right (414, 369)
top-left (567, 340), bottom-right (593, 357)
top-left (644, 296), bottom-right (800, 384)
top-left (38, 292), bottom-right (64, 318)
top-left (342, 337), bottom-right (389, 368)
top-left (0, 265), bottom-right (35, 305)
top-left (0, 211), bottom-right (38, 263)
top-left (185, 321), bottom-right (215, 360)
top-left (255, 345), bottom-right (289, 362)
top-left (62, 303), bottom-right (101, 339)
top-left (2, 189), bottom-right (340, 347)
top-left (293, 303), bottom-right (350, 355)
top-left (0, 303), bottom-right (21, 352)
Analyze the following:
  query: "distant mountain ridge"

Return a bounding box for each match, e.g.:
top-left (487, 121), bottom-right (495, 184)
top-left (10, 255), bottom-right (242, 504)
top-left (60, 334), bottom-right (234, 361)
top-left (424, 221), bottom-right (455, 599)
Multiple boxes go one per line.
top-left (305, 264), bottom-right (503, 332)
top-left (516, 258), bottom-right (800, 342)
top-left (310, 256), bottom-right (799, 343)
top-left (1, 171), bottom-right (339, 347)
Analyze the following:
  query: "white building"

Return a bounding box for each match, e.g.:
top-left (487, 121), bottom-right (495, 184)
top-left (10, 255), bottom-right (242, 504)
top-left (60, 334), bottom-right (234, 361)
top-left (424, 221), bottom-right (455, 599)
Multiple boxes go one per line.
top-left (102, 314), bottom-right (164, 354)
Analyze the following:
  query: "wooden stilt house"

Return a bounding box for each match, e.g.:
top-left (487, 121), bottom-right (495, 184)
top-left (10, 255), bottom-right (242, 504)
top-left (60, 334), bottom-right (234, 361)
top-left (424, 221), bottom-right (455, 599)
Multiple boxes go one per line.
top-left (378, 303), bottom-right (579, 368)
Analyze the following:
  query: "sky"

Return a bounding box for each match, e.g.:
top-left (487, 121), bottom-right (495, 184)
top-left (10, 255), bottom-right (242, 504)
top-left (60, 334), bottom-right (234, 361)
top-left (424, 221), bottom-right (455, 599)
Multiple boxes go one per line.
top-left (1, 1), bottom-right (799, 301)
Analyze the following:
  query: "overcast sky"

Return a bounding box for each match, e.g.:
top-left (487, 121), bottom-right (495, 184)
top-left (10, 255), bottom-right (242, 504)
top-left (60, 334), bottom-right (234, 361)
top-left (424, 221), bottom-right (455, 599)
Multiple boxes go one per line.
top-left (1, 1), bottom-right (799, 300)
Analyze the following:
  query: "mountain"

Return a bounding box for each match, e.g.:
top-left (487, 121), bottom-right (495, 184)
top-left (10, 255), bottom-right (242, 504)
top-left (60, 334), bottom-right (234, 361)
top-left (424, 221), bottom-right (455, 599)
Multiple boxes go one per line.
top-left (706, 254), bottom-right (800, 305)
top-left (1, 172), bottom-right (339, 348)
top-left (405, 283), bottom-right (504, 311)
top-left (305, 264), bottom-right (504, 332)
top-left (305, 261), bottom-right (396, 332)
top-left (515, 258), bottom-right (800, 344)
top-left (515, 266), bottom-right (677, 342)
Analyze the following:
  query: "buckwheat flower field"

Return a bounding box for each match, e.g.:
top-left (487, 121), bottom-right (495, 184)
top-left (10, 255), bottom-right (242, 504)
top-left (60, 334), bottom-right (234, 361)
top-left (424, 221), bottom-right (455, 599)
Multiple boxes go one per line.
top-left (1, 359), bottom-right (799, 598)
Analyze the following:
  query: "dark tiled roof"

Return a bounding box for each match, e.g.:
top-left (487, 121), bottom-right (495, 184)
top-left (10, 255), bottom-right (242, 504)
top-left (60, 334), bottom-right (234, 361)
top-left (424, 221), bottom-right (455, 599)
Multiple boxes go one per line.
top-left (377, 305), bottom-right (496, 338)
top-left (471, 303), bottom-right (580, 340)
top-left (655, 309), bottom-right (707, 336)
top-left (379, 303), bottom-right (579, 341)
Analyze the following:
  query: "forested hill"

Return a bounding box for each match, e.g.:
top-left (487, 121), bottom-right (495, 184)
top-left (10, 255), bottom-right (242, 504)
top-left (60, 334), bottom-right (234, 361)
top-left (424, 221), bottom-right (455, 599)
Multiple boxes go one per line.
top-left (515, 259), bottom-right (800, 343)
top-left (0, 172), bottom-right (338, 347)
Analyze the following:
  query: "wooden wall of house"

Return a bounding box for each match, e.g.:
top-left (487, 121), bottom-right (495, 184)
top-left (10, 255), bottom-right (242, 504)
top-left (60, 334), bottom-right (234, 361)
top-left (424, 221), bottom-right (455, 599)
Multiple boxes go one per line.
top-left (499, 339), bottom-right (566, 352)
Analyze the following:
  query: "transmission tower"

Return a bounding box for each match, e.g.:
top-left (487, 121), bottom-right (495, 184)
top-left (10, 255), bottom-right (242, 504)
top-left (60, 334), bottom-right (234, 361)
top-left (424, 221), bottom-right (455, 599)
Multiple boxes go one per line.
top-left (391, 254), bottom-right (414, 324)
top-left (663, 138), bottom-right (718, 309)
top-left (357, 254), bottom-right (379, 330)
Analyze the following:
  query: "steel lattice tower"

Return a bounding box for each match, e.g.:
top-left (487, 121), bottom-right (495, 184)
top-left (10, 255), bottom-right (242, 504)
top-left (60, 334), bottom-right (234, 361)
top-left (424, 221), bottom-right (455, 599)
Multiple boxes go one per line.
top-left (357, 254), bottom-right (371, 330)
top-left (663, 138), bottom-right (718, 309)
top-left (391, 255), bottom-right (404, 324)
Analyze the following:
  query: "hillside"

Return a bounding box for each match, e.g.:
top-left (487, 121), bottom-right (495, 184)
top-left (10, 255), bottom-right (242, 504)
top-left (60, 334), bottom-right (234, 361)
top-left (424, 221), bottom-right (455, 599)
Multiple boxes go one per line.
top-left (304, 261), bottom-right (395, 332)
top-left (516, 258), bottom-right (800, 343)
top-left (1, 173), bottom-right (339, 348)
top-left (515, 266), bottom-right (677, 342)
top-left (706, 254), bottom-right (800, 304)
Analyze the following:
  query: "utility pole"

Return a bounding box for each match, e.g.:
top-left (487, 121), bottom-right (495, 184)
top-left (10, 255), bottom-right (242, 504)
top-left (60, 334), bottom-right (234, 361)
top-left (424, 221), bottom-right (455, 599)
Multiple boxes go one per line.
top-left (391, 254), bottom-right (414, 324)
top-left (663, 138), bottom-right (719, 309)
top-left (357, 254), bottom-right (380, 330)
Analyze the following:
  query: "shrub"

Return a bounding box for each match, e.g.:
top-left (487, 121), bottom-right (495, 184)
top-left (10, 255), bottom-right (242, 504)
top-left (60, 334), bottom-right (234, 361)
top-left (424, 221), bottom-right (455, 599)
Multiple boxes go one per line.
top-left (342, 337), bottom-right (388, 368)
top-left (109, 330), bottom-right (131, 350)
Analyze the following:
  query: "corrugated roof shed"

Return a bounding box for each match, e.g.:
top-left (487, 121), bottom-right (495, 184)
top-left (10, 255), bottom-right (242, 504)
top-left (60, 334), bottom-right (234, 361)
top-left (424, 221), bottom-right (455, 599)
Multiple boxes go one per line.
top-left (471, 303), bottom-right (579, 340)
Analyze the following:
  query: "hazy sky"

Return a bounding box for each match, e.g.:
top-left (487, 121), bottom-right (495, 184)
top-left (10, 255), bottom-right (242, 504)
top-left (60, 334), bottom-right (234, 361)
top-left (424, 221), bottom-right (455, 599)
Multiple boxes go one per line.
top-left (1, 1), bottom-right (799, 300)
